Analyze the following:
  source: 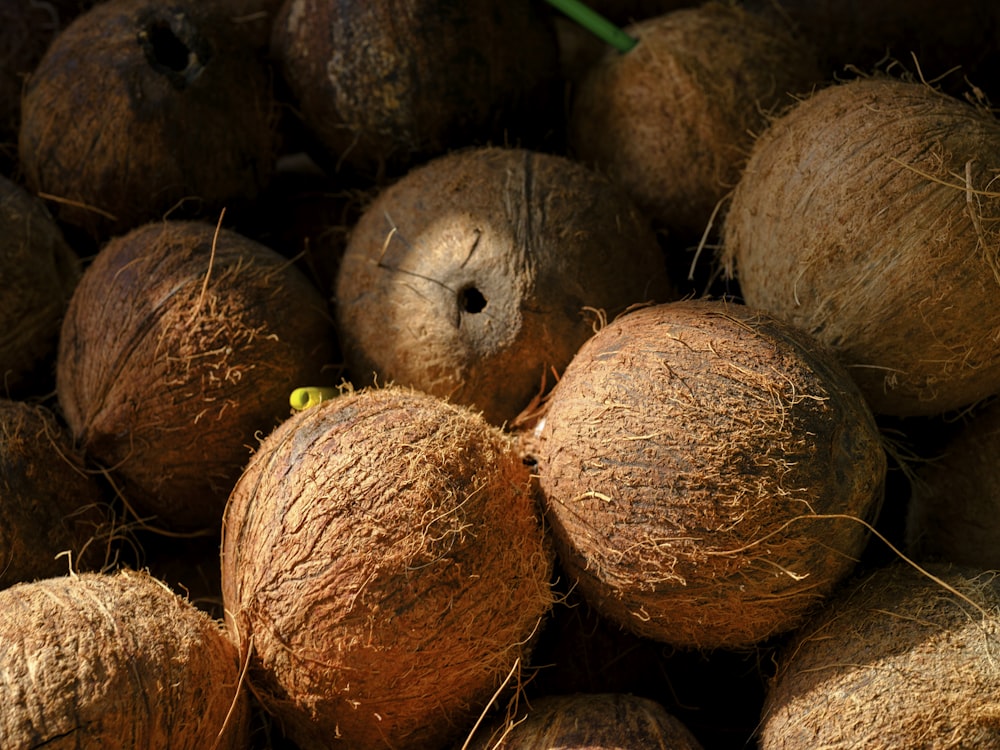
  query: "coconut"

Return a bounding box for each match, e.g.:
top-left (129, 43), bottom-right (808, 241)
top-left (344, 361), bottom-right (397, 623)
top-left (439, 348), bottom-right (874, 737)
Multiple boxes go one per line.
top-left (722, 77), bottom-right (1000, 417)
top-left (527, 299), bottom-right (886, 650)
top-left (0, 174), bottom-right (80, 396)
top-left (759, 561), bottom-right (1000, 749)
top-left (334, 146), bottom-right (675, 427)
top-left (0, 398), bottom-right (113, 588)
top-left (221, 385), bottom-right (554, 750)
top-left (56, 219), bottom-right (336, 531)
top-left (17, 0), bottom-right (278, 243)
top-left (464, 692), bottom-right (704, 750)
top-left (269, 0), bottom-right (561, 181)
top-left (0, 569), bottom-right (249, 748)
top-left (567, 2), bottom-right (822, 240)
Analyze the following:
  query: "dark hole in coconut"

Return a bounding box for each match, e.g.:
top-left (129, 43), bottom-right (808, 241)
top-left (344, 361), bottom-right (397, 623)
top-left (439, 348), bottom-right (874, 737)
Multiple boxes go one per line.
top-left (147, 21), bottom-right (191, 72)
top-left (138, 12), bottom-right (210, 90)
top-left (458, 285), bottom-right (487, 314)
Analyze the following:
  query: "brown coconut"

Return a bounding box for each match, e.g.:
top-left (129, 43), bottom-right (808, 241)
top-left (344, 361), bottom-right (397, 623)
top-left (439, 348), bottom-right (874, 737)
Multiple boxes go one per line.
top-left (0, 398), bottom-right (113, 588)
top-left (759, 562), bottom-right (1000, 749)
top-left (567, 2), bottom-right (822, 240)
top-left (0, 569), bottom-right (249, 748)
top-left (723, 77), bottom-right (1000, 417)
top-left (334, 146), bottom-right (675, 427)
top-left (56, 219), bottom-right (336, 531)
top-left (221, 385), bottom-right (554, 750)
top-left (0, 174), bottom-right (80, 396)
top-left (17, 0), bottom-right (278, 243)
top-left (527, 299), bottom-right (886, 650)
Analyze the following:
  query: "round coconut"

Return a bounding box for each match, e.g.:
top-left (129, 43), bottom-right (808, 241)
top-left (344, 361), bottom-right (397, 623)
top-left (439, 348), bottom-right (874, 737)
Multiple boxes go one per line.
top-left (759, 561), bottom-right (1000, 749)
top-left (465, 692), bottom-right (704, 750)
top-left (0, 174), bottom-right (80, 396)
top-left (269, 0), bottom-right (561, 181)
top-left (0, 398), bottom-right (112, 588)
top-left (567, 2), bottom-right (822, 240)
top-left (221, 385), bottom-right (554, 750)
top-left (17, 0), bottom-right (278, 243)
top-left (56, 219), bottom-right (336, 532)
top-left (0, 569), bottom-right (249, 748)
top-left (334, 146), bottom-right (675, 427)
top-left (527, 299), bottom-right (886, 650)
top-left (722, 77), bottom-right (1000, 417)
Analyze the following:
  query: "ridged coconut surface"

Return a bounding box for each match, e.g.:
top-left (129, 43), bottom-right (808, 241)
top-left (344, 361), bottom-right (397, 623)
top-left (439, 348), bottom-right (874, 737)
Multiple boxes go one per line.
top-left (530, 299), bottom-right (886, 649)
top-left (0, 569), bottom-right (249, 749)
top-left (335, 146), bottom-right (675, 426)
top-left (760, 562), bottom-right (1000, 749)
top-left (221, 385), bottom-right (554, 750)
top-left (723, 77), bottom-right (1000, 417)
top-left (56, 219), bottom-right (335, 531)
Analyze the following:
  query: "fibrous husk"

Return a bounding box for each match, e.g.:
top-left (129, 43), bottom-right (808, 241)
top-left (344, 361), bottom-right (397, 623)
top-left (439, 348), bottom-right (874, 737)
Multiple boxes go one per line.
top-left (528, 299), bottom-right (886, 650)
top-left (759, 562), bottom-right (1000, 749)
top-left (722, 77), bottom-right (1000, 417)
top-left (221, 385), bottom-right (554, 750)
top-left (334, 146), bottom-right (675, 427)
top-left (567, 2), bottom-right (822, 239)
top-left (56, 219), bottom-right (335, 531)
top-left (0, 569), bottom-right (250, 749)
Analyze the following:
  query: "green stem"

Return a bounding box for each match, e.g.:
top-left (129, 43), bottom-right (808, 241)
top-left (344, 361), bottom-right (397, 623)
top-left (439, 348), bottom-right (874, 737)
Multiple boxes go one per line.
top-left (545, 0), bottom-right (638, 53)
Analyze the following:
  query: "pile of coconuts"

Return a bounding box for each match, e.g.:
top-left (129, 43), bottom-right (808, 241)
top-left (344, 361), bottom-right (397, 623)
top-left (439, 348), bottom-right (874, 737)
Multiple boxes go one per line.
top-left (3, 0), bottom-right (1000, 748)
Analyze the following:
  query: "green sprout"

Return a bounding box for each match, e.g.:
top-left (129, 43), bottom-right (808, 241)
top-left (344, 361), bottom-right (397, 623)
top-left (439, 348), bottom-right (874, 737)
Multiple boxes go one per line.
top-left (545, 0), bottom-right (638, 53)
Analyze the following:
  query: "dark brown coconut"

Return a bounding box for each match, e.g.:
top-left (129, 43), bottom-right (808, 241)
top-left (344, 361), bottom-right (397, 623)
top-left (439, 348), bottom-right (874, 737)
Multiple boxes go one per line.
top-left (56, 219), bottom-right (335, 531)
top-left (722, 77), bottom-right (1000, 417)
top-left (567, 2), bottom-right (822, 239)
top-left (0, 174), bottom-right (79, 396)
top-left (221, 385), bottom-right (554, 750)
top-left (760, 562), bottom-right (1000, 749)
top-left (334, 146), bottom-right (675, 427)
top-left (0, 398), bottom-right (113, 588)
top-left (0, 569), bottom-right (250, 748)
top-left (528, 299), bottom-right (886, 649)
top-left (465, 692), bottom-right (704, 750)
top-left (269, 0), bottom-right (561, 181)
top-left (17, 0), bottom-right (278, 242)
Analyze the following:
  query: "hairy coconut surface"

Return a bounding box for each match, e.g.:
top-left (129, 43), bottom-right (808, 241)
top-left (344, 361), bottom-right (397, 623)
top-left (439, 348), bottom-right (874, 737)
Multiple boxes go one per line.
top-left (0, 174), bottom-right (79, 396)
top-left (335, 146), bottom-right (675, 427)
top-left (723, 77), bottom-right (1000, 417)
top-left (529, 299), bottom-right (886, 650)
top-left (56, 219), bottom-right (335, 531)
top-left (465, 692), bottom-right (704, 749)
top-left (0, 399), bottom-right (112, 588)
top-left (760, 562), bottom-right (1000, 749)
top-left (0, 569), bottom-right (249, 748)
top-left (221, 385), bottom-right (554, 750)
top-left (17, 0), bottom-right (278, 242)
top-left (567, 2), bottom-right (822, 239)
top-left (270, 0), bottom-right (560, 181)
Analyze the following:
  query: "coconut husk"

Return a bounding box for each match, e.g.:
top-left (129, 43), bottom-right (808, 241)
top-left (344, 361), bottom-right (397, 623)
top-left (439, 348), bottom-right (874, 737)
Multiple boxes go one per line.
top-left (221, 385), bottom-right (555, 750)
top-left (722, 77), bottom-right (1000, 417)
top-left (528, 298), bottom-right (886, 650)
top-left (0, 569), bottom-right (249, 748)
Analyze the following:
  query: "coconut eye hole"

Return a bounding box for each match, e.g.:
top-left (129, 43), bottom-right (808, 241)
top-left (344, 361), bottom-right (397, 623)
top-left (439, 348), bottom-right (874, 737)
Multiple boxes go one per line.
top-left (146, 22), bottom-right (193, 72)
top-left (458, 285), bottom-right (487, 314)
top-left (138, 13), bottom-right (211, 89)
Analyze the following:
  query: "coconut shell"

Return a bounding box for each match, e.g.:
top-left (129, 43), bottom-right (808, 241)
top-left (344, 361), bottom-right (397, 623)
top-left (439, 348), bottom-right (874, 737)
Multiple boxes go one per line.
top-left (0, 174), bottom-right (80, 396)
top-left (760, 561), bottom-right (1000, 749)
top-left (17, 0), bottom-right (278, 242)
top-left (56, 219), bottom-right (336, 531)
top-left (0, 569), bottom-right (249, 748)
top-left (529, 299), bottom-right (886, 649)
top-left (221, 385), bottom-right (554, 750)
top-left (567, 2), bottom-right (822, 239)
top-left (722, 77), bottom-right (1000, 417)
top-left (334, 146), bottom-right (675, 427)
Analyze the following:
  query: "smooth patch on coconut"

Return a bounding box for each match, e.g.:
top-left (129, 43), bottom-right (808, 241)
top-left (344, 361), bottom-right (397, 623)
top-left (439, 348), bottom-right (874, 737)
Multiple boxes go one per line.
top-left (56, 219), bottom-right (336, 532)
top-left (528, 299), bottom-right (886, 650)
top-left (0, 569), bottom-right (250, 748)
top-left (221, 385), bottom-right (554, 750)
top-left (759, 562), bottom-right (1000, 749)
top-left (722, 77), bottom-right (1000, 417)
top-left (334, 146), bottom-right (676, 427)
